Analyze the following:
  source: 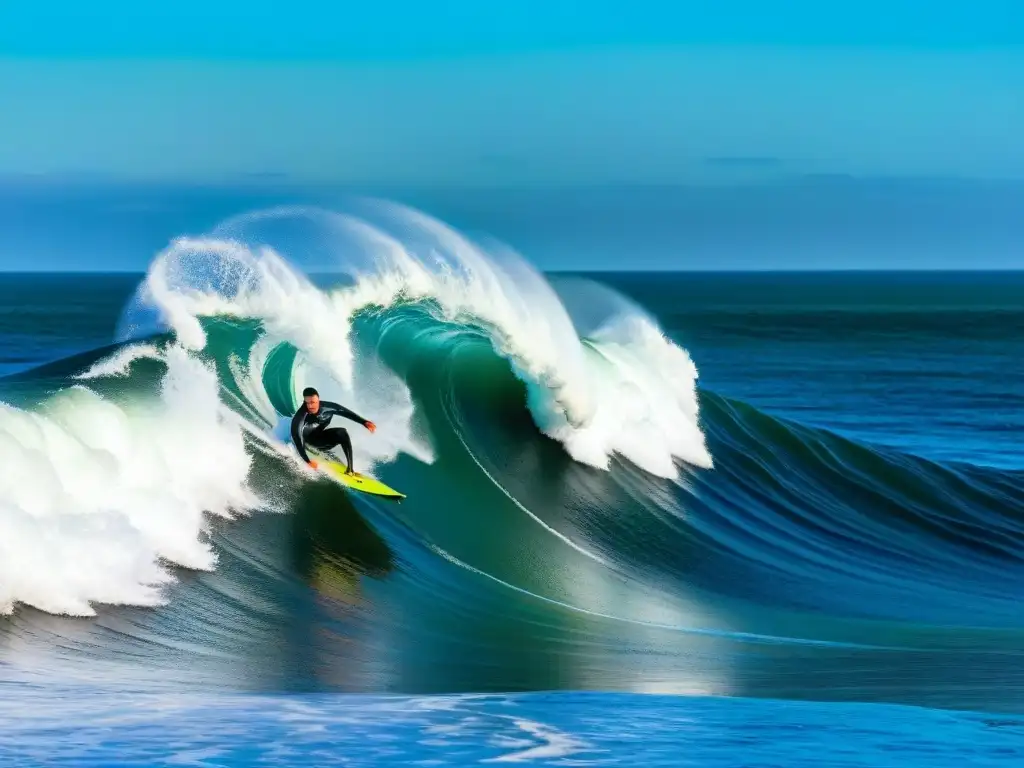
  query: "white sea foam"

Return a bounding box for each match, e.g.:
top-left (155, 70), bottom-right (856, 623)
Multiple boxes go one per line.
top-left (0, 200), bottom-right (710, 618)
top-left (75, 342), bottom-right (162, 380)
top-left (117, 200), bottom-right (711, 479)
top-left (0, 346), bottom-right (258, 616)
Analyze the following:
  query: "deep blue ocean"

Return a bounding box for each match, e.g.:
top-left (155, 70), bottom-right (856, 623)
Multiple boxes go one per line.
top-left (2, 190), bottom-right (1024, 766)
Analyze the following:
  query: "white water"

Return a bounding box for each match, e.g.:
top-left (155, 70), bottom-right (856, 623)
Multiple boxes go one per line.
top-left (75, 343), bottom-right (162, 380)
top-left (0, 346), bottom-right (258, 616)
top-left (117, 200), bottom-right (712, 479)
top-left (0, 199), bottom-right (710, 618)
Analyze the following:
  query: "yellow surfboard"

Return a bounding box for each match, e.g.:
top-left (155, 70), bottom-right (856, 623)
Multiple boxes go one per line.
top-left (309, 450), bottom-right (406, 501)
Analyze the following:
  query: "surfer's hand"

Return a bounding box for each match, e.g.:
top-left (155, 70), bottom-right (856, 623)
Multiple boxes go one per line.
top-left (365, 421), bottom-right (376, 433)
top-left (307, 460), bottom-right (318, 470)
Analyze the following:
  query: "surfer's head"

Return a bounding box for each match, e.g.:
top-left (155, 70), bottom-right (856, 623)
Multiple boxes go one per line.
top-left (303, 386), bottom-right (320, 413)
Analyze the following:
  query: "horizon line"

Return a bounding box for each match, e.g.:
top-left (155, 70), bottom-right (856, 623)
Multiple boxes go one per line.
top-left (4, 268), bottom-right (1024, 276)
top-left (3, 173), bottom-right (1024, 189)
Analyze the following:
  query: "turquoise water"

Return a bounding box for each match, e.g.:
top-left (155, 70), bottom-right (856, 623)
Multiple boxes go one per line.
top-left (2, 204), bottom-right (1024, 764)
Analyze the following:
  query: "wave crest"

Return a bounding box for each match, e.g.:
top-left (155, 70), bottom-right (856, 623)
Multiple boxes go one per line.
top-left (117, 200), bottom-right (712, 478)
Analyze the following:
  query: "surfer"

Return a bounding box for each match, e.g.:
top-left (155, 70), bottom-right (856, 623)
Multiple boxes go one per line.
top-left (291, 387), bottom-right (376, 475)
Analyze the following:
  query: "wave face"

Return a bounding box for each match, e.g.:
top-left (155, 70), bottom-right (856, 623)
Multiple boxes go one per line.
top-left (3, 201), bottom-right (1024, 716)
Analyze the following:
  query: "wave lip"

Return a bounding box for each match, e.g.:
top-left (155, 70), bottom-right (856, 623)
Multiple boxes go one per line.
top-left (117, 199), bottom-right (712, 478)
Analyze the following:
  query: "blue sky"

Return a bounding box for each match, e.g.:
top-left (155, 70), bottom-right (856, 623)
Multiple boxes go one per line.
top-left (3, 1), bottom-right (1022, 58)
top-left (1, 2), bottom-right (1022, 270)
top-left (1, 2), bottom-right (1022, 184)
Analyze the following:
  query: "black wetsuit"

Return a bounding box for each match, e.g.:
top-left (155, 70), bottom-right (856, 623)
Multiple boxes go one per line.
top-left (290, 400), bottom-right (369, 473)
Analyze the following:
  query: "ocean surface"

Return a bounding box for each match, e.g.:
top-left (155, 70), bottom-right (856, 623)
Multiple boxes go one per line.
top-left (2, 200), bottom-right (1024, 766)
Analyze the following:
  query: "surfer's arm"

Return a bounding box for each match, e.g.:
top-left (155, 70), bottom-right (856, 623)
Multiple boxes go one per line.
top-left (290, 408), bottom-right (312, 464)
top-left (321, 401), bottom-right (371, 428)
